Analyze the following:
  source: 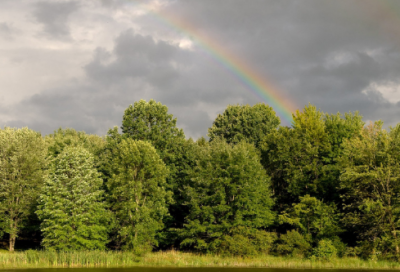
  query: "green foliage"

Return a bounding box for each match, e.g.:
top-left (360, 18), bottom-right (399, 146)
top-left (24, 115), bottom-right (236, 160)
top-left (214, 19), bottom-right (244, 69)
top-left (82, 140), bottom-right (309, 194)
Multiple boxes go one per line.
top-left (339, 122), bottom-right (400, 260)
top-left (331, 236), bottom-right (347, 257)
top-left (36, 147), bottom-right (109, 251)
top-left (312, 239), bottom-right (337, 261)
top-left (121, 99), bottom-right (185, 152)
top-left (208, 103), bottom-right (280, 148)
top-left (276, 230), bottom-right (312, 257)
top-left (106, 138), bottom-right (171, 250)
top-left (279, 195), bottom-right (342, 240)
top-left (0, 127), bottom-right (47, 251)
top-left (219, 227), bottom-right (277, 257)
top-left (261, 105), bottom-right (363, 208)
top-left (179, 139), bottom-right (275, 252)
top-left (46, 128), bottom-right (105, 158)
top-left (120, 100), bottom-right (191, 248)
top-left (262, 104), bottom-right (330, 206)
top-left (157, 138), bottom-right (200, 248)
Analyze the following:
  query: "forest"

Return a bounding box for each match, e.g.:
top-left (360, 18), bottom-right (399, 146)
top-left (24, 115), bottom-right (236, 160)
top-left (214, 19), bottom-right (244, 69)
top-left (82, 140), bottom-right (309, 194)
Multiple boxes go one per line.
top-left (0, 99), bottom-right (399, 262)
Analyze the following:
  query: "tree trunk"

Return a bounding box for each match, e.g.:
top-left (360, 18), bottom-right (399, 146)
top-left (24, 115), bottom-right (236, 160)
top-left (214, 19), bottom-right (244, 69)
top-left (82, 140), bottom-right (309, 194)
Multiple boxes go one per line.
top-left (9, 219), bottom-right (17, 252)
top-left (9, 234), bottom-right (16, 252)
top-left (393, 229), bottom-right (399, 259)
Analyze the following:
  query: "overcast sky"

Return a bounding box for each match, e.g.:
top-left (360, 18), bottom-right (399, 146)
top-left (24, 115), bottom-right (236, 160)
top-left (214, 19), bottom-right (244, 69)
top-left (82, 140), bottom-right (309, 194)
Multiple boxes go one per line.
top-left (1, 0), bottom-right (400, 138)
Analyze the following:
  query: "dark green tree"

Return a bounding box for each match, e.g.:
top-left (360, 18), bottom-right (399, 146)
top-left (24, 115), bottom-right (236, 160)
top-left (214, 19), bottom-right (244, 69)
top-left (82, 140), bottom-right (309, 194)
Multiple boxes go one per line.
top-left (279, 195), bottom-right (342, 240)
top-left (36, 147), bottom-right (109, 250)
top-left (339, 122), bottom-right (400, 259)
top-left (0, 127), bottom-right (47, 251)
top-left (106, 138), bottom-right (171, 250)
top-left (208, 103), bottom-right (280, 148)
top-left (179, 139), bottom-right (275, 252)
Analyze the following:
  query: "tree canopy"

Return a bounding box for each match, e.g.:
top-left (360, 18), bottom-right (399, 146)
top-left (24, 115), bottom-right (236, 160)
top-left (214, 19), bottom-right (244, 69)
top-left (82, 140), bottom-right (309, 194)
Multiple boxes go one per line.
top-left (36, 147), bottom-right (109, 251)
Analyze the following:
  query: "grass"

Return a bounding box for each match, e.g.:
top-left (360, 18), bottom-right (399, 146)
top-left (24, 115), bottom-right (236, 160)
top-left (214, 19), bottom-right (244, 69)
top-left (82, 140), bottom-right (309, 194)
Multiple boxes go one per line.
top-left (1, 250), bottom-right (400, 269)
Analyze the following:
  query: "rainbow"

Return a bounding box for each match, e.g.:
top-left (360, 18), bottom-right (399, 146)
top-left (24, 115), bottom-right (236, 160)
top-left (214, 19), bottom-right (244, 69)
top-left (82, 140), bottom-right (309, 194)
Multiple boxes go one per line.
top-left (122, 1), bottom-right (297, 124)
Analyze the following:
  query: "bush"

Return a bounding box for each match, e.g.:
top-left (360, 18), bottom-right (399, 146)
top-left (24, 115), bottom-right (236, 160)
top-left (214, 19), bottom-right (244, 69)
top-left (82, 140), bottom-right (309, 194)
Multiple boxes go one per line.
top-left (219, 227), bottom-right (277, 257)
top-left (313, 239), bottom-right (337, 261)
top-left (276, 230), bottom-right (311, 257)
top-left (331, 236), bottom-right (347, 257)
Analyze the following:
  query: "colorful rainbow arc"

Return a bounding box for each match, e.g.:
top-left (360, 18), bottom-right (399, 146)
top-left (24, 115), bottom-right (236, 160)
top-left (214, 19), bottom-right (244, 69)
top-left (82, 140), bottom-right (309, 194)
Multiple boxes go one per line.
top-left (123, 1), bottom-right (297, 124)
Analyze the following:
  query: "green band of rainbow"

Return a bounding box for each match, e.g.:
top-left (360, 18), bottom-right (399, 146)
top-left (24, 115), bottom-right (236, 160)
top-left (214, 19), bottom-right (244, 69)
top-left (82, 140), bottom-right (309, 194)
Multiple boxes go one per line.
top-left (123, 1), bottom-right (297, 124)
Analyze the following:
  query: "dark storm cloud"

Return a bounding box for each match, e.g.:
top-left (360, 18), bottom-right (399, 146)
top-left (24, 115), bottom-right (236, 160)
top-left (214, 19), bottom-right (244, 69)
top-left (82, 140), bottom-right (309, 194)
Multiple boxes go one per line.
top-left (159, 0), bottom-right (400, 125)
top-left (3, 0), bottom-right (400, 137)
top-left (32, 0), bottom-right (79, 39)
top-left (85, 30), bottom-right (182, 87)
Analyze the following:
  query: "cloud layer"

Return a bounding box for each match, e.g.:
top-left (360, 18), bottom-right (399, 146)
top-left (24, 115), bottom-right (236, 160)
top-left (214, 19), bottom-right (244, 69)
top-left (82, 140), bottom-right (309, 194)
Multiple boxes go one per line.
top-left (1, 0), bottom-right (400, 138)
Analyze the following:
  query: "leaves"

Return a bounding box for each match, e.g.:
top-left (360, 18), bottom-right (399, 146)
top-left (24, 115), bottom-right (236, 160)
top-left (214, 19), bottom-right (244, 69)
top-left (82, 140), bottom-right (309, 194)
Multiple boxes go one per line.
top-left (0, 127), bottom-right (47, 251)
top-left (179, 139), bottom-right (275, 252)
top-left (106, 138), bottom-right (171, 250)
top-left (36, 147), bottom-right (109, 251)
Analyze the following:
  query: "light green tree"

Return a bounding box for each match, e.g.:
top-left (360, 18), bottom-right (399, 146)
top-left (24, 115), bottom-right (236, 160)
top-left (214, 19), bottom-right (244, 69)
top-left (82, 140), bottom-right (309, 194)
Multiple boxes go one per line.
top-left (179, 139), bottom-right (275, 253)
top-left (208, 103), bottom-right (280, 148)
top-left (0, 127), bottom-right (47, 252)
top-left (121, 99), bottom-right (185, 152)
top-left (36, 147), bottom-right (109, 250)
top-left (106, 138), bottom-right (171, 250)
top-left (45, 128), bottom-right (105, 162)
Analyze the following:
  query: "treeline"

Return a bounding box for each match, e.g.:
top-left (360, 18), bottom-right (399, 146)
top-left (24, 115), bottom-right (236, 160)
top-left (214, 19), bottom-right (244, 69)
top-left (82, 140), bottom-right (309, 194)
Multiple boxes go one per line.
top-left (0, 99), bottom-right (399, 261)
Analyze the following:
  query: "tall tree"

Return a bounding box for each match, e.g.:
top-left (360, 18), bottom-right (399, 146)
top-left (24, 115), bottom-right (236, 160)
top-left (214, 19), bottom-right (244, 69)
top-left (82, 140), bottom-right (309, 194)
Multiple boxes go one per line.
top-left (121, 99), bottom-right (185, 154)
top-left (120, 100), bottom-right (192, 248)
top-left (36, 147), bottom-right (109, 250)
top-left (208, 103), bottom-right (280, 148)
top-left (0, 127), bottom-right (47, 251)
top-left (339, 122), bottom-right (400, 259)
top-left (179, 139), bottom-right (275, 252)
top-left (106, 138), bottom-right (171, 250)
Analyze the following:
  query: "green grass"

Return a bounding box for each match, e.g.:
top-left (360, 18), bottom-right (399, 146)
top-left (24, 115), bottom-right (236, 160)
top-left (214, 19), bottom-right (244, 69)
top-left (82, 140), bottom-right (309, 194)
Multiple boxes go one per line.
top-left (1, 250), bottom-right (400, 269)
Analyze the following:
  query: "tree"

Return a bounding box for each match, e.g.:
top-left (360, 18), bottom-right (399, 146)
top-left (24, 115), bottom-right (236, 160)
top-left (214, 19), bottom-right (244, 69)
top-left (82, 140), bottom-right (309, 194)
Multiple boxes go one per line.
top-left (208, 103), bottom-right (280, 148)
top-left (261, 105), bottom-right (363, 208)
top-left (179, 139), bottom-right (275, 252)
top-left (36, 147), bottom-right (109, 250)
top-left (106, 138), bottom-right (171, 250)
top-left (157, 137), bottom-right (201, 248)
top-left (0, 127), bottom-right (47, 252)
top-left (261, 104), bottom-right (330, 207)
top-left (339, 122), bottom-right (400, 259)
top-left (45, 128), bottom-right (105, 162)
top-left (121, 99), bottom-right (185, 153)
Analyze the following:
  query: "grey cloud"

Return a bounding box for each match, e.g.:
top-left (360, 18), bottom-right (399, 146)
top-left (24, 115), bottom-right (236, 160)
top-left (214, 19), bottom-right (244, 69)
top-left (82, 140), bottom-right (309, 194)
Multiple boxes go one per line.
top-left (85, 30), bottom-right (182, 88)
top-left (3, 0), bottom-right (400, 137)
top-left (0, 22), bottom-right (14, 40)
top-left (33, 0), bottom-right (79, 39)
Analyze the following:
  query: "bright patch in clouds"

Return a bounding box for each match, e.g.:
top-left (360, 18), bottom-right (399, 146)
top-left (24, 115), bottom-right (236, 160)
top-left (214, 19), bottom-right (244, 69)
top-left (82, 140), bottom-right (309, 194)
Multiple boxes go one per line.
top-left (364, 81), bottom-right (400, 104)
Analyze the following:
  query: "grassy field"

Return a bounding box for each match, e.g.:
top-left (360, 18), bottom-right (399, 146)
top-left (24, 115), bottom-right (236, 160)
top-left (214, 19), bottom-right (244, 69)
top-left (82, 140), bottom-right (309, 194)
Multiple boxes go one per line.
top-left (1, 250), bottom-right (400, 269)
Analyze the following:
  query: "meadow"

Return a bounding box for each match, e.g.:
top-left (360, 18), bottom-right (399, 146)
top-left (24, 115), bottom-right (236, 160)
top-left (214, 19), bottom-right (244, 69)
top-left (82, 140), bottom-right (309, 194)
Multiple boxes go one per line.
top-left (1, 250), bottom-right (400, 270)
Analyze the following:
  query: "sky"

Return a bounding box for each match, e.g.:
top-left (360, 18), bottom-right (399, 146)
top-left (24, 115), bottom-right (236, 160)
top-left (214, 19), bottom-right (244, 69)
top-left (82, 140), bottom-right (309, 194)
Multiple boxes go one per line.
top-left (1, 0), bottom-right (400, 138)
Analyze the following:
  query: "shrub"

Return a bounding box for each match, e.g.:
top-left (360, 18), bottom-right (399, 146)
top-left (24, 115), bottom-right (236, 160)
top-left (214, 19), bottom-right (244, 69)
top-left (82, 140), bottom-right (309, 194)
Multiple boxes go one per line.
top-left (219, 227), bottom-right (277, 257)
top-left (276, 230), bottom-right (311, 257)
top-left (331, 236), bottom-right (347, 257)
top-left (313, 239), bottom-right (337, 261)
